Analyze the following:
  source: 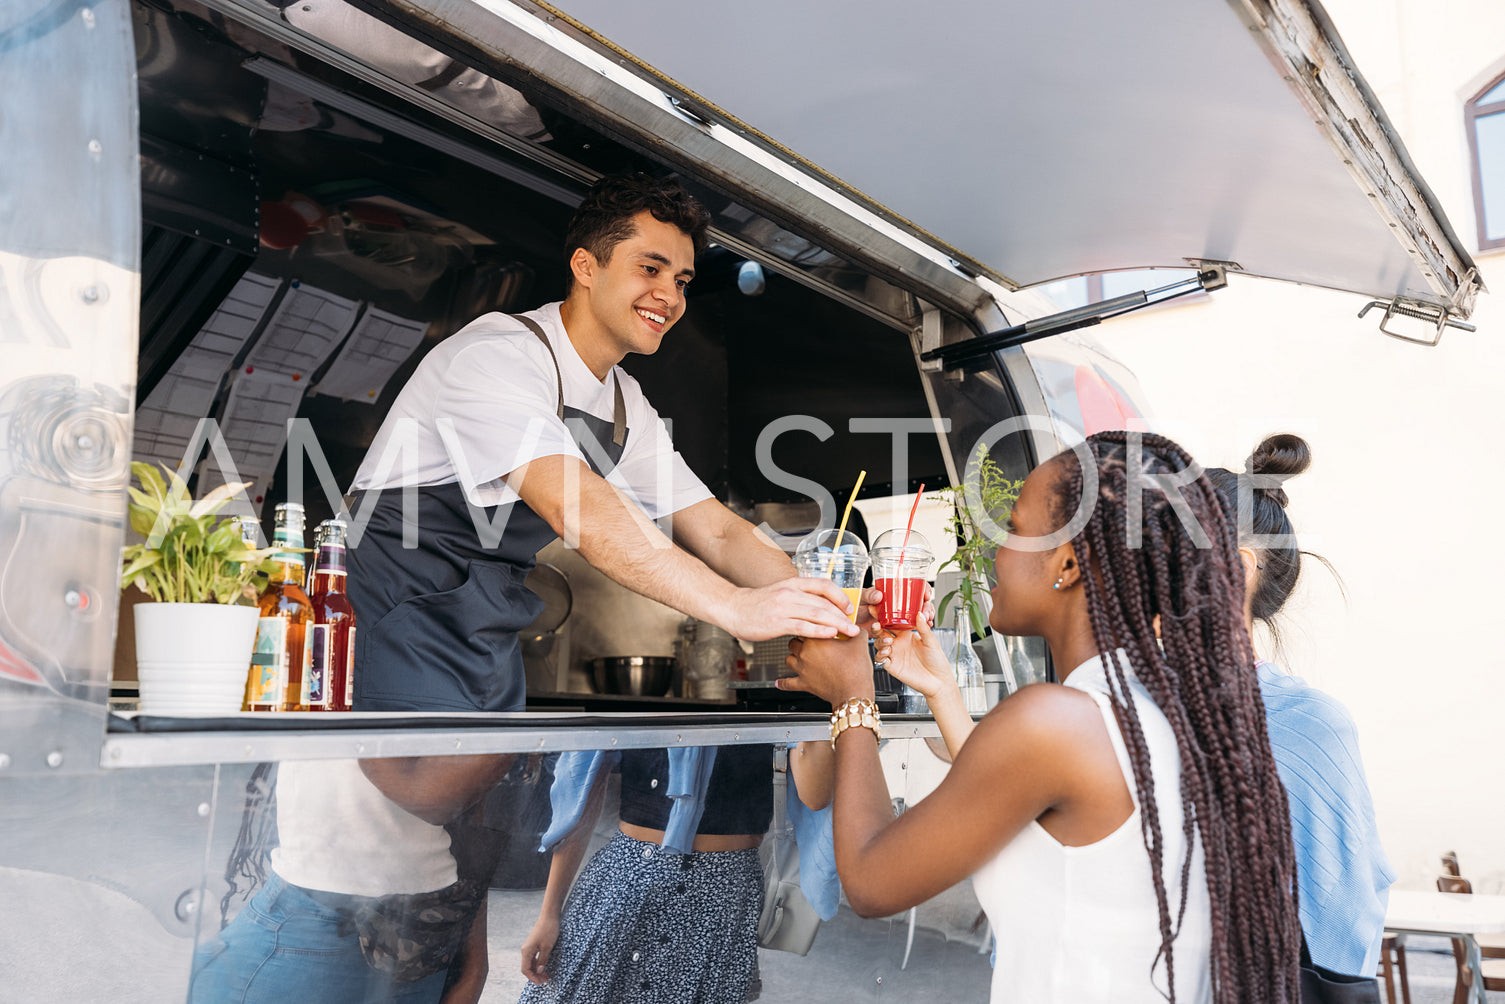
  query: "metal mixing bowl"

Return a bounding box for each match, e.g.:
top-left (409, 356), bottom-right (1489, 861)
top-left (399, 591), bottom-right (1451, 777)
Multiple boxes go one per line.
top-left (588, 656), bottom-right (675, 697)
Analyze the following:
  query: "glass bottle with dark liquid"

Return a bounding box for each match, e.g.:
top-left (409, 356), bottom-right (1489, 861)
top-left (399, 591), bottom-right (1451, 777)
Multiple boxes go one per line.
top-left (306, 516), bottom-right (356, 711)
top-left (245, 502), bottom-right (313, 711)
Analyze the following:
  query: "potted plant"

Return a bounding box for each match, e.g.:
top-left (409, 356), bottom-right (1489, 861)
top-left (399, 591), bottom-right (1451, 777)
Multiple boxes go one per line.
top-left (931, 447), bottom-right (1024, 705)
top-left (120, 461), bottom-right (276, 714)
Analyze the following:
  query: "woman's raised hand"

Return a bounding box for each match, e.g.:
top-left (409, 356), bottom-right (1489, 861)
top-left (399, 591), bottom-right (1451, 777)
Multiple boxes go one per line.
top-left (872, 614), bottom-right (959, 704)
top-left (779, 632), bottom-right (875, 705)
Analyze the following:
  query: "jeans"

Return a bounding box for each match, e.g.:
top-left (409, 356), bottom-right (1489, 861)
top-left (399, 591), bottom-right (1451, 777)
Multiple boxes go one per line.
top-left (188, 873), bottom-right (449, 1004)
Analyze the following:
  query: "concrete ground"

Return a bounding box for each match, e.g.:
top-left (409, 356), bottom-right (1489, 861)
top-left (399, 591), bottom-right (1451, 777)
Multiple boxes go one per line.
top-left (479, 885), bottom-right (993, 1003)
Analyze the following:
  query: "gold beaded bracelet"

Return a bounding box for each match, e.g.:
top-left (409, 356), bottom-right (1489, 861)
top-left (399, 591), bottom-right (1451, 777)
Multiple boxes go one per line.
top-left (829, 697), bottom-right (882, 749)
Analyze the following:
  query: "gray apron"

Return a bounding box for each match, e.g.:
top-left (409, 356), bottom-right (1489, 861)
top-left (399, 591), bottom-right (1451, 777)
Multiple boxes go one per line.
top-left (346, 315), bottom-right (627, 712)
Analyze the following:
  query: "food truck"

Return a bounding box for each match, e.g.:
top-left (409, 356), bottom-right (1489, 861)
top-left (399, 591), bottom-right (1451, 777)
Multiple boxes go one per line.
top-left (0, 0), bottom-right (1482, 999)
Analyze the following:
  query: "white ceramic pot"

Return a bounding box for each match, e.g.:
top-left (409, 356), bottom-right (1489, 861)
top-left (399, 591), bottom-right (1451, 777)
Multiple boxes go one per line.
top-left (134, 602), bottom-right (259, 715)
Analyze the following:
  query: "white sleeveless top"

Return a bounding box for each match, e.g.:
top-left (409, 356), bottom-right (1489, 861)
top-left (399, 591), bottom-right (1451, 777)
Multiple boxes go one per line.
top-left (972, 653), bottom-right (1212, 1003)
top-left (271, 759), bottom-right (458, 896)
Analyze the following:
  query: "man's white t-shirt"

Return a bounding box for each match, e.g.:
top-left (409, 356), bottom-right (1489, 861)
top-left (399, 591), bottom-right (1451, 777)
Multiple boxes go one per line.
top-left (350, 302), bottom-right (711, 518)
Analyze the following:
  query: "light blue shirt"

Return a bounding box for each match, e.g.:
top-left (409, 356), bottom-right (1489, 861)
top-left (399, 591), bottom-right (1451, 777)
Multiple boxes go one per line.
top-left (538, 747), bottom-right (716, 855)
top-left (1258, 661), bottom-right (1395, 977)
top-left (541, 747), bottom-right (840, 920)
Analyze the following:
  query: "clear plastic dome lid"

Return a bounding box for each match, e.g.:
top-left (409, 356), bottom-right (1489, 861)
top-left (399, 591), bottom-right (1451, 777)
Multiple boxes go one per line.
top-left (870, 528), bottom-right (933, 558)
top-left (794, 527), bottom-right (868, 557)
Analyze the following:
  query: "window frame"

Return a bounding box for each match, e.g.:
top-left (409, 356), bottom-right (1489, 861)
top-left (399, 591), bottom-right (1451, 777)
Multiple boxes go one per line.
top-left (1466, 73), bottom-right (1505, 252)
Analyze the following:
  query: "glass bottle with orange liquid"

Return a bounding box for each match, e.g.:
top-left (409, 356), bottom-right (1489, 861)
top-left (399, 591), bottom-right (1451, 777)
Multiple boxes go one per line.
top-left (306, 516), bottom-right (356, 711)
top-left (244, 502), bottom-right (313, 711)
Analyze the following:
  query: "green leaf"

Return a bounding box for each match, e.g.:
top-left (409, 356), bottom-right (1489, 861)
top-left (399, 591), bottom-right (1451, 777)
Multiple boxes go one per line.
top-left (189, 480), bottom-right (252, 519)
top-left (132, 461), bottom-right (167, 506)
top-left (121, 548), bottom-right (162, 580)
top-left (127, 502), bottom-right (158, 538)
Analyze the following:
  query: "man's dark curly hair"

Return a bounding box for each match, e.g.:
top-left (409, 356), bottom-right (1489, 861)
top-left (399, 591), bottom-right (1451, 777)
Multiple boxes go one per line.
top-left (563, 172), bottom-right (711, 286)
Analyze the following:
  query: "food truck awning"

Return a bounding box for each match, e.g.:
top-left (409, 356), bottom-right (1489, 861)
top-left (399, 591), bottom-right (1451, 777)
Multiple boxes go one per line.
top-left (542, 0), bottom-right (1480, 316)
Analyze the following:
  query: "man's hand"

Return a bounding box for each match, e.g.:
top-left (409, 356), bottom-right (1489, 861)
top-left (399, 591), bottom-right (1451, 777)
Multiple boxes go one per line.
top-left (520, 914), bottom-right (561, 985)
top-left (722, 577), bottom-right (861, 641)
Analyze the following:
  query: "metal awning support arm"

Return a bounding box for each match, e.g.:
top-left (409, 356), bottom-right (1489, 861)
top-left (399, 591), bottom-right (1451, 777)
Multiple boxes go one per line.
top-left (1358, 293), bottom-right (1477, 347)
top-left (921, 268), bottom-right (1227, 371)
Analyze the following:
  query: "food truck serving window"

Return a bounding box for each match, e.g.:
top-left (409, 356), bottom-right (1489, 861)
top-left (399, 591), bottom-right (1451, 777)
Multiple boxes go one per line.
top-left (12, 0), bottom-right (1042, 760)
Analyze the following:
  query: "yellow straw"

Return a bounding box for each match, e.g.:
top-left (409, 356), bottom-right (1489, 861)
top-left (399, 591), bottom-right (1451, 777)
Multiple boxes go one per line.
top-left (833, 469), bottom-right (866, 551)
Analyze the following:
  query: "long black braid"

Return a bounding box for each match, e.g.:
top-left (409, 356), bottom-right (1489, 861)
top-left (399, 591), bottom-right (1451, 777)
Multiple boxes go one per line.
top-left (1050, 432), bottom-right (1300, 1003)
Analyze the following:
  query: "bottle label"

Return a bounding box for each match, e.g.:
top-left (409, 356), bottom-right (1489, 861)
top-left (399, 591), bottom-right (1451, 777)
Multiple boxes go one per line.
top-left (248, 618), bottom-right (287, 706)
top-left (273, 524), bottom-right (305, 571)
top-left (344, 626), bottom-right (356, 710)
top-left (304, 625), bottom-right (330, 708)
top-left (315, 542), bottom-right (347, 577)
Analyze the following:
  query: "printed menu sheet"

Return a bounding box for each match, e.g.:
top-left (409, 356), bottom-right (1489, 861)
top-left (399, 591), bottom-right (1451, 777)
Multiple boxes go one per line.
top-left (192, 282), bottom-right (360, 514)
top-left (132, 271), bottom-right (282, 473)
top-left (313, 307), bottom-right (429, 403)
top-left (242, 282), bottom-right (360, 377)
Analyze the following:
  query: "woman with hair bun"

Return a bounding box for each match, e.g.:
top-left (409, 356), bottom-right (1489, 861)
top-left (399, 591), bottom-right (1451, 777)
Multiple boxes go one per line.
top-left (1206, 434), bottom-right (1395, 983)
top-left (782, 431), bottom-right (1301, 1003)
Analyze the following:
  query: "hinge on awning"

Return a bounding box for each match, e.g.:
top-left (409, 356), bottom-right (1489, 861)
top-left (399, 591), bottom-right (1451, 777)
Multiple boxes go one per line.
top-left (1357, 294), bottom-right (1475, 347)
top-left (920, 267), bottom-right (1227, 371)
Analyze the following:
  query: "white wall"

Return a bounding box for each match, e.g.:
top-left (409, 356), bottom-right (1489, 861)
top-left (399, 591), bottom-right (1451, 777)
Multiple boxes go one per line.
top-left (1085, 0), bottom-right (1505, 892)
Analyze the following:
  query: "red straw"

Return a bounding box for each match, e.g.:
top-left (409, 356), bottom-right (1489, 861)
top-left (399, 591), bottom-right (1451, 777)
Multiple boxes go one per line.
top-left (900, 485), bottom-right (925, 550)
top-left (895, 485), bottom-right (925, 583)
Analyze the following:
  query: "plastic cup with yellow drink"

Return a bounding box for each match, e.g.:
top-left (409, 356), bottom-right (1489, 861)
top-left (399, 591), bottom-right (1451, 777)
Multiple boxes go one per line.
top-left (793, 528), bottom-right (869, 623)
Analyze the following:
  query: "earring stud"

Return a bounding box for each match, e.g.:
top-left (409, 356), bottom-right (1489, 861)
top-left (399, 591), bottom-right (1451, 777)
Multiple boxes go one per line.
top-left (1053, 577), bottom-right (1063, 590)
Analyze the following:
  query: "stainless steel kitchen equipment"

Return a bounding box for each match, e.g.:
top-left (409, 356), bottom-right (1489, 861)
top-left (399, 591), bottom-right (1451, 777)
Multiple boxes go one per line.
top-left (588, 656), bottom-right (676, 697)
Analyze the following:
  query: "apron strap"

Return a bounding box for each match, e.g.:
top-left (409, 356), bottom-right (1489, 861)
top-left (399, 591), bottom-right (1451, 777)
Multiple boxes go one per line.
top-left (509, 313), bottom-right (565, 421)
top-left (611, 377), bottom-right (626, 448)
top-left (509, 313), bottom-right (628, 447)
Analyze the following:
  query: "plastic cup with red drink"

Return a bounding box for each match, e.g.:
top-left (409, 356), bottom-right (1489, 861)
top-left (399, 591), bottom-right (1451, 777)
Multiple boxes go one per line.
top-left (870, 529), bottom-right (934, 630)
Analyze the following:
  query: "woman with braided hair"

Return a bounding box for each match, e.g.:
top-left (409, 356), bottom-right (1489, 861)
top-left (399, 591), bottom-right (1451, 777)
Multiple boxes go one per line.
top-left (1206, 434), bottom-right (1394, 984)
top-left (782, 431), bottom-right (1301, 1003)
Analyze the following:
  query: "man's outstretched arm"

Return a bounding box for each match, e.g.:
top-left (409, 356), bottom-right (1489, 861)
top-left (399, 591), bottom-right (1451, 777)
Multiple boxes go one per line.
top-left (509, 455), bottom-right (857, 640)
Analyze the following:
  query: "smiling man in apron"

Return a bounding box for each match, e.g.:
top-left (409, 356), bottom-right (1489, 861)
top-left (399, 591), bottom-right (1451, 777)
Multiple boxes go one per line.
top-left (344, 172), bottom-right (859, 714)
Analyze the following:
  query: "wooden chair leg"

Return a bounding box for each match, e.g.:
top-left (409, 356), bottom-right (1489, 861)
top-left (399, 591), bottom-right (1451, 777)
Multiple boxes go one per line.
top-left (1390, 939), bottom-right (1402, 1004)
top-left (1380, 947), bottom-right (1396, 1004)
top-left (1450, 936), bottom-right (1472, 1004)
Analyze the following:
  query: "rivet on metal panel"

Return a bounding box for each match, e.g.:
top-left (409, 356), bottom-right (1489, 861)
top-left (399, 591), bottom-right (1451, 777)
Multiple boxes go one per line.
top-left (243, 745), bottom-right (253, 756)
top-left (45, 751), bottom-right (63, 768)
top-left (0, 754), bottom-right (10, 770)
top-left (80, 285), bottom-right (101, 304)
top-left (610, 737), bottom-right (618, 745)
top-left (175, 889), bottom-right (202, 921)
top-left (785, 731), bottom-right (791, 739)
top-left (734, 734), bottom-right (740, 741)
top-left (355, 743), bottom-right (365, 754)
top-left (875, 976), bottom-right (883, 985)
top-left (197, 803), bottom-right (210, 817)
top-left (88, 139), bottom-right (102, 157)
top-left (676, 734), bottom-right (682, 743)
top-left (537, 738), bottom-right (546, 747)
top-left (81, 8), bottom-right (95, 27)
top-left (453, 739), bottom-right (461, 749)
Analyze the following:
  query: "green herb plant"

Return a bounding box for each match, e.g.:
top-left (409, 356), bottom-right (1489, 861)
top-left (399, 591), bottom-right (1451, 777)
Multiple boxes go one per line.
top-left (119, 461), bottom-right (279, 605)
top-left (931, 447), bottom-right (1024, 640)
